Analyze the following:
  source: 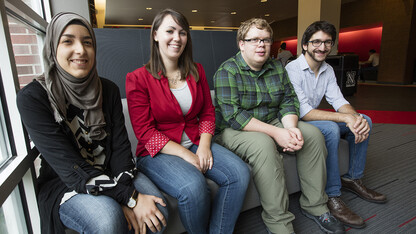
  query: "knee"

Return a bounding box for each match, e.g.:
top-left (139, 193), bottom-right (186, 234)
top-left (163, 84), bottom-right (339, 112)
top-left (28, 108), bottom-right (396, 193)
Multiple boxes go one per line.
top-left (177, 175), bottom-right (209, 204)
top-left (229, 162), bottom-right (251, 190)
top-left (89, 206), bottom-right (127, 233)
top-left (322, 122), bottom-right (341, 141)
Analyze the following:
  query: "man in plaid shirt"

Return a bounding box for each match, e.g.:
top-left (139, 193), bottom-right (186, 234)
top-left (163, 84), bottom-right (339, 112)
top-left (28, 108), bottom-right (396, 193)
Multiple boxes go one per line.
top-left (213, 18), bottom-right (345, 234)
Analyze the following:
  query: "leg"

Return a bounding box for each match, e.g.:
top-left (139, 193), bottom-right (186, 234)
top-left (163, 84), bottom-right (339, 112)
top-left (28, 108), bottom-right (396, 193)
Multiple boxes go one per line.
top-left (59, 194), bottom-right (128, 234)
top-left (189, 143), bottom-right (250, 234)
top-left (308, 121), bottom-right (366, 229)
top-left (132, 172), bottom-right (169, 233)
top-left (290, 121), bottom-right (329, 216)
top-left (308, 120), bottom-right (342, 197)
top-left (338, 115), bottom-right (386, 203)
top-left (337, 114), bottom-right (372, 180)
top-left (215, 128), bottom-right (294, 234)
top-left (137, 154), bottom-right (210, 234)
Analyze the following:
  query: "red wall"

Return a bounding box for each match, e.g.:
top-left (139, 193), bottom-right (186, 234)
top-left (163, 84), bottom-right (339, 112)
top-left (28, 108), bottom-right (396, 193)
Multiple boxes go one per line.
top-left (338, 26), bottom-right (383, 61)
top-left (279, 26), bottom-right (383, 61)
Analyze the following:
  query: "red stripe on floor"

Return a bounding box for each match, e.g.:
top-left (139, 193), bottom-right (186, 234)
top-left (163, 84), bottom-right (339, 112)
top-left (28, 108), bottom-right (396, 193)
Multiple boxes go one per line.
top-left (399, 216), bottom-right (416, 227)
top-left (364, 214), bottom-right (377, 221)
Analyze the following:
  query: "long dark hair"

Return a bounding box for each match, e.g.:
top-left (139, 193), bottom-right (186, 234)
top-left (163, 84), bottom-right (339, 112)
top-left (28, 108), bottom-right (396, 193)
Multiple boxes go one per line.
top-left (145, 9), bottom-right (199, 81)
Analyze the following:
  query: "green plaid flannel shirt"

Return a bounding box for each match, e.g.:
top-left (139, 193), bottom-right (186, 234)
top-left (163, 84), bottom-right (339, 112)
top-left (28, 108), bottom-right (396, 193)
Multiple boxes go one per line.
top-left (214, 52), bottom-right (300, 132)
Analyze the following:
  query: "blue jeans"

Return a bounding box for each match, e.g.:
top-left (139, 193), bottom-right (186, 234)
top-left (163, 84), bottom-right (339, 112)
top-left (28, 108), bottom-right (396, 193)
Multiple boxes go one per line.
top-left (59, 172), bottom-right (168, 234)
top-left (308, 114), bottom-right (372, 197)
top-left (137, 143), bottom-right (250, 234)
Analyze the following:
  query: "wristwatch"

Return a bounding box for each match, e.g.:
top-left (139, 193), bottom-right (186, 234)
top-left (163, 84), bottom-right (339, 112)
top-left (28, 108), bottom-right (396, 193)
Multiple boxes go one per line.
top-left (127, 189), bottom-right (139, 208)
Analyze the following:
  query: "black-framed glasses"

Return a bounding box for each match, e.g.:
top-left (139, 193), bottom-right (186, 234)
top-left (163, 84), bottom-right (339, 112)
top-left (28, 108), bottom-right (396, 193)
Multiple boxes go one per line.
top-left (243, 38), bottom-right (273, 45)
top-left (308, 40), bottom-right (334, 47)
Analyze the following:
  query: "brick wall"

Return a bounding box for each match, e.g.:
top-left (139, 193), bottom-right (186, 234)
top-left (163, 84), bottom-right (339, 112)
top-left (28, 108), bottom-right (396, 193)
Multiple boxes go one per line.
top-left (8, 18), bottom-right (43, 88)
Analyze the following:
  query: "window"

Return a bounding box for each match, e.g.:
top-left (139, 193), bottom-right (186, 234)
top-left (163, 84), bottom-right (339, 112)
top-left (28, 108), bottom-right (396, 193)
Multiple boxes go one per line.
top-left (8, 14), bottom-right (44, 88)
top-left (0, 187), bottom-right (27, 234)
top-left (0, 0), bottom-right (49, 233)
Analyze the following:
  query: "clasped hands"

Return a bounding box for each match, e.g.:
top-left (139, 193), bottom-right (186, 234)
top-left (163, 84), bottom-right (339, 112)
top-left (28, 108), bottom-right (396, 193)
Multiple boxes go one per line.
top-left (345, 113), bottom-right (370, 144)
top-left (273, 127), bottom-right (304, 152)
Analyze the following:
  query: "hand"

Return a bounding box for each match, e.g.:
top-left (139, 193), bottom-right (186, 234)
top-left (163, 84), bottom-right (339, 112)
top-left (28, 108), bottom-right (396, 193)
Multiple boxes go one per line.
top-left (182, 151), bottom-right (203, 172)
top-left (287, 127), bottom-right (304, 150)
top-left (132, 193), bottom-right (167, 233)
top-left (122, 205), bottom-right (140, 234)
top-left (195, 145), bottom-right (213, 173)
top-left (272, 127), bottom-right (302, 152)
top-left (345, 114), bottom-right (370, 144)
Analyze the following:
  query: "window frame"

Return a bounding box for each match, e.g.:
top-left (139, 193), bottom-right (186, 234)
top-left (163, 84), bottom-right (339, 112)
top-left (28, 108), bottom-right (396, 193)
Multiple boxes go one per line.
top-left (0, 0), bottom-right (49, 233)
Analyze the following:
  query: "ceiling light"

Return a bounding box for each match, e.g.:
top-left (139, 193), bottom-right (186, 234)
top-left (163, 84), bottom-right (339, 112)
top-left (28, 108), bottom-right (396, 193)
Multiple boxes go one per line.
top-left (211, 20), bottom-right (215, 23)
top-left (265, 14), bottom-right (270, 17)
top-left (146, 7), bottom-right (152, 10)
top-left (231, 12), bottom-right (237, 15)
top-left (261, 0), bottom-right (268, 2)
top-left (192, 9), bottom-right (198, 13)
top-left (138, 18), bottom-right (143, 21)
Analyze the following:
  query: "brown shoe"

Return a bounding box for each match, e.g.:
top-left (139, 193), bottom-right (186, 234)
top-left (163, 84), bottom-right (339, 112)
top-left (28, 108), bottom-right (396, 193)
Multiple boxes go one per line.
top-left (341, 178), bottom-right (387, 204)
top-left (327, 197), bottom-right (365, 229)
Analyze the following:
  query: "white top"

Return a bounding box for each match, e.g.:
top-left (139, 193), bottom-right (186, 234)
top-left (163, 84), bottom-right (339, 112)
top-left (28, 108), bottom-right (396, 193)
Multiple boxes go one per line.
top-left (277, 49), bottom-right (293, 66)
top-left (368, 53), bottom-right (379, 66)
top-left (171, 82), bottom-right (193, 148)
top-left (285, 54), bottom-right (349, 118)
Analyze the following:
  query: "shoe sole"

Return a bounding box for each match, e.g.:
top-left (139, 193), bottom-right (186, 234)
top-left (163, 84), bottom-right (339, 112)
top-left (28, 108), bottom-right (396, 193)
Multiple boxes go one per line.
top-left (342, 187), bottom-right (387, 204)
top-left (339, 220), bottom-right (366, 229)
top-left (301, 209), bottom-right (346, 234)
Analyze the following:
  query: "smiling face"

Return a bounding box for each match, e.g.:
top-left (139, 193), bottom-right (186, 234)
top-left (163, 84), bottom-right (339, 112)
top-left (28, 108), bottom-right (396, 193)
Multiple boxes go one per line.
top-left (302, 30), bottom-right (333, 64)
top-left (239, 26), bottom-right (271, 71)
top-left (154, 14), bottom-right (187, 64)
top-left (56, 24), bottom-right (94, 78)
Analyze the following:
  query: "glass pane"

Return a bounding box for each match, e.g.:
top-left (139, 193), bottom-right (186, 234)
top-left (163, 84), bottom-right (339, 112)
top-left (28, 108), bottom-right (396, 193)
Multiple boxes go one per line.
top-left (0, 95), bottom-right (12, 166)
top-left (20, 0), bottom-right (44, 18)
top-left (7, 14), bottom-right (44, 88)
top-left (0, 187), bottom-right (28, 234)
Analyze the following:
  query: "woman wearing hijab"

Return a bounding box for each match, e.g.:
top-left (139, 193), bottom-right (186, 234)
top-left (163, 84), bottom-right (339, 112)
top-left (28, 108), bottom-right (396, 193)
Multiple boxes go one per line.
top-left (126, 9), bottom-right (250, 234)
top-left (17, 12), bottom-right (167, 234)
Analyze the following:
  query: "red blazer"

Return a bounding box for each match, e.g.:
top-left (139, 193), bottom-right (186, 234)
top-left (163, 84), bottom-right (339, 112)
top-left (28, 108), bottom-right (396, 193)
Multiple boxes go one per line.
top-left (126, 63), bottom-right (215, 157)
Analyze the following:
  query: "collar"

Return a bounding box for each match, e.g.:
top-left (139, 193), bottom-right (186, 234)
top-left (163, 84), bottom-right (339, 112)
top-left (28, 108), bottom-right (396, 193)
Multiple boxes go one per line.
top-left (298, 53), bottom-right (329, 74)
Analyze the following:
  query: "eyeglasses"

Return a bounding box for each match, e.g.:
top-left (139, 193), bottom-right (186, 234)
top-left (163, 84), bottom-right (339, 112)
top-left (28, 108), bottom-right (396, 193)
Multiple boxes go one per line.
top-left (308, 40), bottom-right (334, 47)
top-left (243, 38), bottom-right (273, 45)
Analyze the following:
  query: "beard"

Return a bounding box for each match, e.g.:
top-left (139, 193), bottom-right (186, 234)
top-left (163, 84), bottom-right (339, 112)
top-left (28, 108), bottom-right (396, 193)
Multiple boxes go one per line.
top-left (306, 48), bottom-right (329, 63)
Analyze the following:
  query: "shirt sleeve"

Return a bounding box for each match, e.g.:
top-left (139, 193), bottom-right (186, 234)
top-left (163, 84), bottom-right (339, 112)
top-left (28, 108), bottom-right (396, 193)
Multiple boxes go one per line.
top-left (195, 64), bottom-right (216, 135)
top-left (324, 67), bottom-right (350, 111)
top-left (214, 64), bottom-right (253, 130)
top-left (126, 70), bottom-right (170, 157)
top-left (286, 63), bottom-right (314, 118)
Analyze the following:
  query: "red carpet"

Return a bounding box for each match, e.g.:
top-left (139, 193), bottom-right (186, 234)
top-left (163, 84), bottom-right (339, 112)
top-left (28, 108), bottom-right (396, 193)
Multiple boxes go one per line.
top-left (321, 109), bottom-right (416, 124)
top-left (357, 110), bottom-right (416, 125)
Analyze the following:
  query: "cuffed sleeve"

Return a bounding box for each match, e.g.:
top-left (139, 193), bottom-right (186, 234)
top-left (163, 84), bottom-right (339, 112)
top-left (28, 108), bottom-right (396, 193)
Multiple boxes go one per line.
top-left (145, 132), bottom-right (170, 157)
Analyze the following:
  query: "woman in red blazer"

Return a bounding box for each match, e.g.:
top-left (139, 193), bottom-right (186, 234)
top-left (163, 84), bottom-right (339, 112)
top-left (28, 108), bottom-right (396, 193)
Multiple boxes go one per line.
top-left (126, 9), bottom-right (250, 234)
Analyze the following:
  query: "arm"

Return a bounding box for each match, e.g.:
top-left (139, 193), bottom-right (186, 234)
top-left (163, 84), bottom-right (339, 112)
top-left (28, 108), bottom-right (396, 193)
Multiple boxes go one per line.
top-left (126, 69), bottom-right (201, 171)
top-left (194, 64), bottom-right (215, 172)
top-left (17, 82), bottom-right (107, 194)
top-left (214, 64), bottom-right (301, 151)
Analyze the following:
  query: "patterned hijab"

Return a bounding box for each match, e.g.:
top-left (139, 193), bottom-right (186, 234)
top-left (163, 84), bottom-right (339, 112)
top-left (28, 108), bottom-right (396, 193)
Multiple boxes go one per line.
top-left (36, 12), bottom-right (106, 140)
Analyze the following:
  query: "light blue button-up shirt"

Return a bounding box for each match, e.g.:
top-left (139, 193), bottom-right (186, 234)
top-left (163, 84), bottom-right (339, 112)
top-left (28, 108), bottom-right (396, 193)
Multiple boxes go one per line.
top-left (285, 54), bottom-right (349, 118)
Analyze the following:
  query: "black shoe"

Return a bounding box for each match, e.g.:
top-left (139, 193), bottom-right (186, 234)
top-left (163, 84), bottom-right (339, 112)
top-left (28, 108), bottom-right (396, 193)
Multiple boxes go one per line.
top-left (301, 209), bottom-right (345, 234)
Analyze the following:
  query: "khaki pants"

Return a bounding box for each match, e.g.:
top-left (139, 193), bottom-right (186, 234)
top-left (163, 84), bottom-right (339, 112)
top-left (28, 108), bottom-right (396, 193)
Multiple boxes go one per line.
top-left (215, 119), bottom-right (328, 234)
